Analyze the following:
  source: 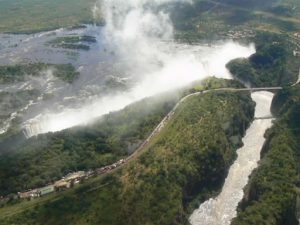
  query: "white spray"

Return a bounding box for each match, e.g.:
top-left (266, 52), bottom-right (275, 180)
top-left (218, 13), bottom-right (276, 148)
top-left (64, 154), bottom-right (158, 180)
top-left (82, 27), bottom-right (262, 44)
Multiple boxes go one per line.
top-left (23, 0), bottom-right (255, 137)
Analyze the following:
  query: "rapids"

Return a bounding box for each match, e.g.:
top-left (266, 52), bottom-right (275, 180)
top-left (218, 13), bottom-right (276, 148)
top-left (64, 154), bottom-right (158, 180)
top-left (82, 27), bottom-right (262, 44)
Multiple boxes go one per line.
top-left (189, 91), bottom-right (274, 225)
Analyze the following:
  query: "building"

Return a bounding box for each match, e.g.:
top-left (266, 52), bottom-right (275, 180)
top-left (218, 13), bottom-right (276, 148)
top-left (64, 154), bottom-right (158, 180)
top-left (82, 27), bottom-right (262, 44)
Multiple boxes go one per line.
top-left (293, 50), bottom-right (300, 57)
top-left (39, 185), bottom-right (55, 196)
top-left (54, 180), bottom-right (71, 190)
top-left (18, 189), bottom-right (40, 199)
top-left (64, 171), bottom-right (86, 183)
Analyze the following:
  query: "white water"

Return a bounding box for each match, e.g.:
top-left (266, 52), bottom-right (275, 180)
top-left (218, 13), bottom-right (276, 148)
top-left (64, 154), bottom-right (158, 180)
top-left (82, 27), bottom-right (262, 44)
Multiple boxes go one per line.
top-left (189, 91), bottom-right (274, 225)
top-left (22, 0), bottom-right (255, 137)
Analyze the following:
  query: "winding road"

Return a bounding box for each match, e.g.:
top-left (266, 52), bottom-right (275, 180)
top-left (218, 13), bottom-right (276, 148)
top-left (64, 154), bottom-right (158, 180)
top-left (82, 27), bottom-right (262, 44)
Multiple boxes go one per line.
top-left (110, 86), bottom-right (283, 171)
top-left (0, 85), bottom-right (287, 222)
top-left (13, 86), bottom-right (284, 199)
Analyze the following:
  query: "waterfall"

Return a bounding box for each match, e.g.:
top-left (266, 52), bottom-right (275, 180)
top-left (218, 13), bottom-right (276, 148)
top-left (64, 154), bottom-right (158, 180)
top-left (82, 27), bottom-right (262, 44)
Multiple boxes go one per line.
top-left (189, 91), bottom-right (274, 225)
top-left (21, 0), bottom-right (255, 138)
top-left (23, 116), bottom-right (46, 138)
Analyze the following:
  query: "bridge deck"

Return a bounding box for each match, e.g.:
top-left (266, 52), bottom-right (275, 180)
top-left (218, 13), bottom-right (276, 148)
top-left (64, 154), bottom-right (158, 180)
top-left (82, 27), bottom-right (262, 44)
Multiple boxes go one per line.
top-left (254, 116), bottom-right (275, 120)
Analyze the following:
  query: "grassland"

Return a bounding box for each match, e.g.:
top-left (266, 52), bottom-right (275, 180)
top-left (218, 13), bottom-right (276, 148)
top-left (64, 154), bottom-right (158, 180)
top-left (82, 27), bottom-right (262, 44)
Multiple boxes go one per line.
top-left (0, 0), bottom-right (97, 33)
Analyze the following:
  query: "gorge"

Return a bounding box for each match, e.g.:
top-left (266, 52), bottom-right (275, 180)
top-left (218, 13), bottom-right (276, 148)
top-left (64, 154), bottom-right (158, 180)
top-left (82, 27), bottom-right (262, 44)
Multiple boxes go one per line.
top-left (190, 91), bottom-right (275, 225)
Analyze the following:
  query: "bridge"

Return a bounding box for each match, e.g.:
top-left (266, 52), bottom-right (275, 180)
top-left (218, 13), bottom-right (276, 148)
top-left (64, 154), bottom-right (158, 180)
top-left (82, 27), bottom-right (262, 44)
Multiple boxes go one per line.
top-left (210, 87), bottom-right (283, 92)
top-left (254, 116), bottom-right (275, 120)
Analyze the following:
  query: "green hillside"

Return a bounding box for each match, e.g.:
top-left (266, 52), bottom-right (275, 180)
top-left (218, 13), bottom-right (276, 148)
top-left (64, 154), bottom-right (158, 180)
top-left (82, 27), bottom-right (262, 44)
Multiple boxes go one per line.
top-left (0, 92), bottom-right (179, 196)
top-left (0, 89), bottom-right (255, 225)
top-left (227, 32), bottom-right (299, 87)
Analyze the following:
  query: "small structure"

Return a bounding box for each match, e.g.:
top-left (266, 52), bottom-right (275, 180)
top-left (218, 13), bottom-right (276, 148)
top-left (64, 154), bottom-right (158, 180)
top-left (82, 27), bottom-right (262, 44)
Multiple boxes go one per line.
top-left (64, 171), bottom-right (86, 183)
top-left (39, 185), bottom-right (55, 196)
top-left (293, 50), bottom-right (300, 57)
top-left (85, 170), bottom-right (95, 178)
top-left (18, 189), bottom-right (40, 199)
top-left (294, 32), bottom-right (300, 38)
top-left (54, 180), bottom-right (71, 190)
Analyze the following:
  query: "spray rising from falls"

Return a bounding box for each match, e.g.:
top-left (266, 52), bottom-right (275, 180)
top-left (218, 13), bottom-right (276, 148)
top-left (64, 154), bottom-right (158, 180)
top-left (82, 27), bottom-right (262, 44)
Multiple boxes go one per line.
top-left (189, 91), bottom-right (274, 225)
top-left (23, 0), bottom-right (255, 137)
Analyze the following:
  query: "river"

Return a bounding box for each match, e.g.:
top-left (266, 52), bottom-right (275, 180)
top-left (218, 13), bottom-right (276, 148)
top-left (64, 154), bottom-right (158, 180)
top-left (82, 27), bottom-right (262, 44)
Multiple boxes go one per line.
top-left (0, 0), bottom-right (257, 137)
top-left (189, 91), bottom-right (274, 225)
top-left (0, 23), bottom-right (255, 137)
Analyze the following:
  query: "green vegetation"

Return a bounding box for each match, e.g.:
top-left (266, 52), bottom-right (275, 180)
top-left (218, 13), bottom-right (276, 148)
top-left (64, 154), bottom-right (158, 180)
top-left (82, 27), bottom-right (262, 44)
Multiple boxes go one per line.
top-left (52, 64), bottom-right (80, 82)
top-left (0, 89), bottom-right (255, 225)
top-left (213, 0), bottom-right (276, 9)
top-left (227, 32), bottom-right (299, 87)
top-left (1, 0), bottom-right (300, 36)
top-left (2, 1), bottom-right (300, 224)
top-left (0, 63), bottom-right (79, 84)
top-left (54, 43), bottom-right (91, 51)
top-left (49, 36), bottom-right (97, 44)
top-left (0, 90), bottom-right (40, 128)
top-left (232, 85), bottom-right (300, 225)
top-left (0, 78), bottom-right (247, 196)
top-left (0, 93), bottom-right (179, 196)
top-left (48, 35), bottom-right (97, 51)
top-left (115, 92), bottom-right (254, 225)
top-left (186, 77), bottom-right (244, 94)
top-left (172, 0), bottom-right (300, 42)
top-left (0, 0), bottom-right (97, 33)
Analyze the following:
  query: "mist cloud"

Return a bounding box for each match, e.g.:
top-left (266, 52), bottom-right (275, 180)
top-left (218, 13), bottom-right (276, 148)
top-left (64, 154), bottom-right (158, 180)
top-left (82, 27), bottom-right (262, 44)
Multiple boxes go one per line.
top-left (23, 0), bottom-right (255, 137)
